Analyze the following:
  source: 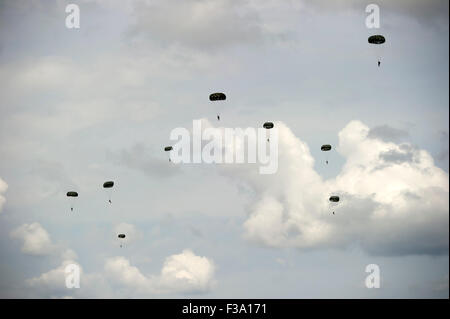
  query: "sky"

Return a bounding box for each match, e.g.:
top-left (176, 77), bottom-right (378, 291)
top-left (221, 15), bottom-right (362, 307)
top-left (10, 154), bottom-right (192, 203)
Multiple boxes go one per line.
top-left (0, 0), bottom-right (448, 298)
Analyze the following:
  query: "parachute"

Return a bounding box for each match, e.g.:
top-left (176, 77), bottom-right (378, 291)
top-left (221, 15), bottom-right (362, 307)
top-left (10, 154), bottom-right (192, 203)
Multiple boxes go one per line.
top-left (329, 196), bottom-right (340, 202)
top-left (165, 146), bottom-right (173, 162)
top-left (66, 191), bottom-right (78, 212)
top-left (209, 93), bottom-right (226, 101)
top-left (329, 196), bottom-right (340, 215)
top-left (118, 233), bottom-right (126, 248)
top-left (321, 144), bottom-right (332, 164)
top-left (263, 122), bottom-right (274, 142)
top-left (368, 35), bottom-right (386, 67)
top-left (209, 92), bottom-right (226, 121)
top-left (103, 181), bottom-right (114, 188)
top-left (368, 35), bottom-right (385, 44)
top-left (103, 181), bottom-right (114, 204)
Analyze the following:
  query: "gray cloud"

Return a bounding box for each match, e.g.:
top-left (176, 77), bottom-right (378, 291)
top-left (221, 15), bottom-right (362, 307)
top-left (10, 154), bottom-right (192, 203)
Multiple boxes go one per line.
top-left (26, 248), bottom-right (216, 298)
top-left (0, 177), bottom-right (7, 213)
top-left (29, 160), bottom-right (76, 191)
top-left (128, 0), bottom-right (266, 50)
top-left (303, 0), bottom-right (449, 28)
top-left (437, 131), bottom-right (449, 168)
top-left (379, 148), bottom-right (414, 164)
top-left (368, 125), bottom-right (409, 143)
top-left (111, 144), bottom-right (182, 178)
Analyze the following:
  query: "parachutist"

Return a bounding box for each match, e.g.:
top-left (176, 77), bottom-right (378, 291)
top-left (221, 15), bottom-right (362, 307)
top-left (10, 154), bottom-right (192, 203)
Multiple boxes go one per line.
top-left (368, 35), bottom-right (385, 68)
top-left (67, 191), bottom-right (78, 212)
top-left (165, 146), bottom-right (173, 162)
top-left (321, 145), bottom-right (332, 164)
top-left (210, 93), bottom-right (226, 122)
top-left (103, 181), bottom-right (114, 206)
top-left (263, 122), bottom-right (273, 144)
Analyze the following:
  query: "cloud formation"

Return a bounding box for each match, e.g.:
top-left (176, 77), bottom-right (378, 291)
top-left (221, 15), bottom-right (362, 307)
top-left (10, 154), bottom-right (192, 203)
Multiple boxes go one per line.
top-left (27, 259), bottom-right (81, 298)
top-left (10, 223), bottom-right (57, 256)
top-left (129, 0), bottom-right (265, 50)
top-left (26, 248), bottom-right (215, 297)
top-left (213, 120), bottom-right (449, 256)
top-left (303, 0), bottom-right (449, 27)
top-left (105, 249), bottom-right (215, 295)
top-left (0, 177), bottom-right (7, 212)
top-left (112, 144), bottom-right (181, 179)
top-left (158, 249), bottom-right (216, 293)
top-left (368, 125), bottom-right (409, 143)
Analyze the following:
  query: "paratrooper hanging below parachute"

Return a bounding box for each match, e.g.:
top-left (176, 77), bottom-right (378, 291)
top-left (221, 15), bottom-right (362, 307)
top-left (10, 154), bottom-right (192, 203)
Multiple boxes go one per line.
top-left (118, 233), bottom-right (126, 248)
top-left (165, 146), bottom-right (173, 162)
top-left (329, 196), bottom-right (340, 215)
top-left (66, 191), bottom-right (78, 212)
top-left (263, 122), bottom-right (274, 142)
top-left (209, 92), bottom-right (226, 121)
top-left (103, 181), bottom-right (114, 204)
top-left (368, 35), bottom-right (386, 67)
top-left (321, 144), bottom-right (332, 164)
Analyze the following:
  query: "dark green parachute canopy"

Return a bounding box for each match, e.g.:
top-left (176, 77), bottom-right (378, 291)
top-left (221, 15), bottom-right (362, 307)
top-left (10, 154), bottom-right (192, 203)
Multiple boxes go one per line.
top-left (368, 35), bottom-right (385, 44)
top-left (103, 181), bottom-right (114, 188)
top-left (118, 234), bottom-right (126, 239)
top-left (321, 144), bottom-right (332, 151)
top-left (329, 196), bottom-right (340, 203)
top-left (209, 93), bottom-right (226, 101)
top-left (164, 146), bottom-right (173, 152)
top-left (263, 122), bottom-right (274, 129)
top-left (66, 191), bottom-right (78, 197)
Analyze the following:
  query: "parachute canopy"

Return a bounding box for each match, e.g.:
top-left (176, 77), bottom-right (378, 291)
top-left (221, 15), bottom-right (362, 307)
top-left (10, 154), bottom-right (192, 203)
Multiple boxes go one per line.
top-left (209, 93), bottom-right (226, 101)
top-left (164, 146), bottom-right (173, 152)
top-left (329, 196), bottom-right (340, 203)
top-left (321, 144), bottom-right (332, 151)
top-left (66, 191), bottom-right (78, 197)
top-left (118, 234), bottom-right (126, 239)
top-left (103, 181), bottom-right (114, 188)
top-left (368, 35), bottom-right (385, 44)
top-left (263, 122), bottom-right (274, 129)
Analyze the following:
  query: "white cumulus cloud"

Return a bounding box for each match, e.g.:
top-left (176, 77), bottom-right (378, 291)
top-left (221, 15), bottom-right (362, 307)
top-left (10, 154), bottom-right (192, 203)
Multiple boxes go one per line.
top-left (158, 249), bottom-right (216, 293)
top-left (214, 120), bottom-right (448, 256)
top-left (104, 249), bottom-right (215, 295)
top-left (10, 222), bottom-right (57, 256)
top-left (27, 259), bottom-right (81, 296)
